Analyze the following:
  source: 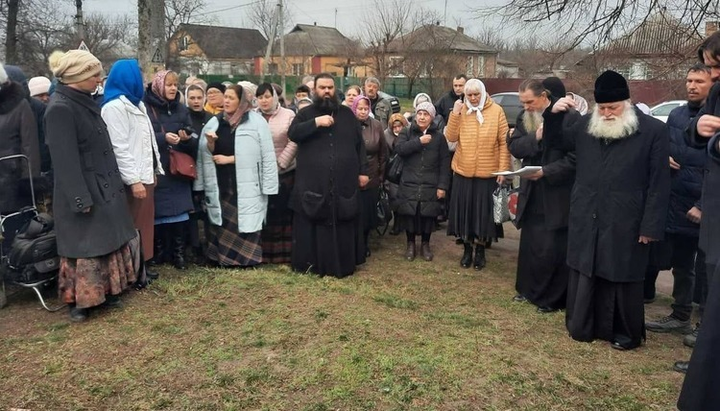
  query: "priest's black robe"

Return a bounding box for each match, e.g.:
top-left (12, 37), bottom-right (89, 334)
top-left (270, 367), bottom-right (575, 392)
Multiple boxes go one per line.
top-left (543, 107), bottom-right (670, 348)
top-left (288, 103), bottom-right (368, 277)
top-left (507, 108), bottom-right (575, 309)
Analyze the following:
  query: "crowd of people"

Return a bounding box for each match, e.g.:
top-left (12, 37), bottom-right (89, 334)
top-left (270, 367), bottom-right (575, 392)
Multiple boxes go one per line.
top-left (1, 32), bottom-right (720, 406)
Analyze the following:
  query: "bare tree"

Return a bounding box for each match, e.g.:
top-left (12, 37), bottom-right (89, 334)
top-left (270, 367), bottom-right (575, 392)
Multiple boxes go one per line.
top-left (165, 0), bottom-right (210, 41)
top-left (248, 0), bottom-right (293, 41)
top-left (361, 0), bottom-right (413, 80)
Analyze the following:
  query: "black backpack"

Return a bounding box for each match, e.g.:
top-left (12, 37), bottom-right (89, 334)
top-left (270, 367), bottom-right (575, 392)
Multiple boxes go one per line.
top-left (6, 213), bottom-right (59, 282)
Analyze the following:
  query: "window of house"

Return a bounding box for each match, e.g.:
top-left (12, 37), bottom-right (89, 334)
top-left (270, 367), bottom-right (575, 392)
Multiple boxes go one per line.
top-left (466, 56), bottom-right (474, 77)
top-left (478, 55), bottom-right (486, 77)
top-left (389, 56), bottom-right (404, 77)
top-left (178, 36), bottom-right (190, 51)
top-left (269, 63), bottom-right (279, 74)
top-left (629, 61), bottom-right (647, 80)
top-left (292, 63), bottom-right (304, 76)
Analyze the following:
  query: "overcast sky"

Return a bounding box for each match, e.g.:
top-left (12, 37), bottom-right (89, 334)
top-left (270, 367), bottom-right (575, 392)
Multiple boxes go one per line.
top-left (82, 0), bottom-right (502, 39)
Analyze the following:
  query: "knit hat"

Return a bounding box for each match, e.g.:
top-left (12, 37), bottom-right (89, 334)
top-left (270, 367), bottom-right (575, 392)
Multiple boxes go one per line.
top-left (542, 77), bottom-right (566, 99)
top-left (48, 49), bottom-right (102, 84)
top-left (28, 76), bottom-right (51, 96)
top-left (594, 70), bottom-right (630, 103)
top-left (206, 82), bottom-right (226, 94)
top-left (415, 101), bottom-right (436, 118)
top-left (413, 93), bottom-right (432, 108)
top-left (0, 64), bottom-right (8, 85)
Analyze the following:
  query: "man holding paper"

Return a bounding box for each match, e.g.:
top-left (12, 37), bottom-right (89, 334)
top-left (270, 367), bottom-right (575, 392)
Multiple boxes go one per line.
top-left (507, 77), bottom-right (576, 313)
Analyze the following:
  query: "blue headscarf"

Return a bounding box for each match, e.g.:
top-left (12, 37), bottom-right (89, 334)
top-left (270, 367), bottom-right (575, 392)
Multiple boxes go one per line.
top-left (101, 59), bottom-right (144, 107)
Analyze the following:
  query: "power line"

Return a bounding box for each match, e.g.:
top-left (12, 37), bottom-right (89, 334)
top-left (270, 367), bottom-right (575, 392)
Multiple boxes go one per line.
top-left (192, 0), bottom-right (265, 17)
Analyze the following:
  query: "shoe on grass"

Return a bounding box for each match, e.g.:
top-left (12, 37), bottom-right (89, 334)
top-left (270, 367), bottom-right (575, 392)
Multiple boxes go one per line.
top-left (683, 324), bottom-right (699, 348)
top-left (645, 315), bottom-right (692, 334)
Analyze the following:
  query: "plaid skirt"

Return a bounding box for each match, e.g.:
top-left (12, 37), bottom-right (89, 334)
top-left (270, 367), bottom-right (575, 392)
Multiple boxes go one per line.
top-left (261, 171), bottom-right (294, 264)
top-left (207, 194), bottom-right (263, 267)
top-left (58, 241), bottom-right (137, 309)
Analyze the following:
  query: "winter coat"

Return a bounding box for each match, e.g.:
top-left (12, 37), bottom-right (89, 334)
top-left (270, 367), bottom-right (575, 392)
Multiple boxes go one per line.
top-left (101, 96), bottom-right (163, 186)
top-left (435, 90), bottom-right (463, 122)
top-left (144, 87), bottom-right (197, 218)
top-left (393, 122), bottom-right (451, 217)
top-left (194, 112), bottom-right (279, 233)
top-left (0, 81), bottom-right (40, 214)
top-left (543, 107), bottom-right (670, 282)
top-left (360, 117), bottom-right (389, 190)
top-left (689, 82), bottom-right (720, 265)
top-left (665, 103), bottom-right (706, 237)
top-left (370, 96), bottom-right (392, 128)
top-left (44, 84), bottom-right (136, 258)
top-left (507, 108), bottom-right (575, 230)
top-left (288, 104), bottom-right (368, 225)
top-left (445, 98), bottom-right (511, 178)
top-left (188, 109), bottom-right (213, 143)
top-left (384, 128), bottom-right (400, 152)
top-left (260, 106), bottom-right (298, 173)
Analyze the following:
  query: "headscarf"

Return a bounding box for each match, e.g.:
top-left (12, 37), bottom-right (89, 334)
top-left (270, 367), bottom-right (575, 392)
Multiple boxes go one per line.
top-left (351, 95), bottom-right (371, 118)
top-left (102, 59), bottom-right (144, 107)
top-left (151, 70), bottom-right (170, 101)
top-left (464, 78), bottom-right (488, 124)
top-left (567, 92), bottom-right (589, 115)
top-left (258, 83), bottom-right (280, 116)
top-left (224, 85), bottom-right (252, 131)
top-left (184, 84), bottom-right (206, 108)
top-left (388, 113), bottom-right (408, 128)
top-left (413, 93), bottom-right (432, 109)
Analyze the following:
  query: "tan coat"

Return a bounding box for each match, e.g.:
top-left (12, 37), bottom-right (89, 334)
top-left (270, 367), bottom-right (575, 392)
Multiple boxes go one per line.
top-left (445, 99), bottom-right (510, 178)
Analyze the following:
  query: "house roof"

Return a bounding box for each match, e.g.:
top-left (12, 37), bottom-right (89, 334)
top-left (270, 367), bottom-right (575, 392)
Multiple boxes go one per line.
top-left (271, 24), bottom-right (358, 56)
top-left (387, 25), bottom-right (496, 54)
top-left (601, 11), bottom-right (701, 57)
top-left (174, 24), bottom-right (267, 59)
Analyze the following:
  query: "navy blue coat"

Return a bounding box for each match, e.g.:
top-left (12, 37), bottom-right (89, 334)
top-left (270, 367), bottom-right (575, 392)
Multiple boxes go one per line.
top-left (666, 103), bottom-right (706, 237)
top-left (144, 87), bottom-right (197, 219)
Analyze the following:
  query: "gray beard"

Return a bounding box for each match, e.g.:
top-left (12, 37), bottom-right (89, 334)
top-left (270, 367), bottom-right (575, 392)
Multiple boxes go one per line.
top-left (587, 103), bottom-right (639, 140)
top-left (522, 110), bottom-right (543, 133)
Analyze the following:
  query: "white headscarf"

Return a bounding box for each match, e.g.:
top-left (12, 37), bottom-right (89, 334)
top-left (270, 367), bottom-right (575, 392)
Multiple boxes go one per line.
top-left (464, 78), bottom-right (487, 124)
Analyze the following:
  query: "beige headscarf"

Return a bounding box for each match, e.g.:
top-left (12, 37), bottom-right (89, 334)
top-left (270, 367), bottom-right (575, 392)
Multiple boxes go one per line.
top-left (464, 79), bottom-right (488, 124)
top-left (48, 50), bottom-right (102, 84)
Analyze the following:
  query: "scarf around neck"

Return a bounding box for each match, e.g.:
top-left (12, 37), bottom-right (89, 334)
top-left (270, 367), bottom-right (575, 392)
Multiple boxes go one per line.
top-left (464, 78), bottom-right (488, 124)
top-left (223, 86), bottom-right (252, 130)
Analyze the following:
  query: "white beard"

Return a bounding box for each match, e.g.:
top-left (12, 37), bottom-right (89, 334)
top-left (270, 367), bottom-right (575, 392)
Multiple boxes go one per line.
top-left (587, 101), bottom-right (639, 140)
top-left (522, 110), bottom-right (543, 133)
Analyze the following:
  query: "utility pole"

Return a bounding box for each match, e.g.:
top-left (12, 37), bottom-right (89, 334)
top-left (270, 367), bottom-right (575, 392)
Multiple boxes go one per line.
top-left (4, 0), bottom-right (19, 64)
top-left (261, 3), bottom-right (279, 83)
top-left (75, 0), bottom-right (85, 44)
top-left (279, 0), bottom-right (286, 94)
top-left (138, 0), bottom-right (166, 80)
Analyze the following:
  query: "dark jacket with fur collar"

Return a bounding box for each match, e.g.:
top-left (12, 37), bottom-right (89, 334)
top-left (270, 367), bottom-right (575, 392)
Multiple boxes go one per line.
top-left (0, 81), bottom-right (40, 213)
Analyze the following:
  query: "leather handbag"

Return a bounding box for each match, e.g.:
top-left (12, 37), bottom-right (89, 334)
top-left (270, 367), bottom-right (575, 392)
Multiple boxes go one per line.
top-left (385, 153), bottom-right (403, 184)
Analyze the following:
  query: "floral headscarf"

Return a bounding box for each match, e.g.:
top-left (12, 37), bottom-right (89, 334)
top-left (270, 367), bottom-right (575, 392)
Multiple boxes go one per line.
top-left (150, 70), bottom-right (171, 101)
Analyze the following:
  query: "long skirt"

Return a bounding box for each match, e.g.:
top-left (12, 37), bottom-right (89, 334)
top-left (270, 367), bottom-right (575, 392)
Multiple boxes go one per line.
top-left (206, 193), bottom-right (262, 267)
top-left (566, 270), bottom-right (645, 349)
top-left (359, 187), bottom-right (380, 234)
top-left (262, 171), bottom-right (294, 264)
top-left (678, 263), bottom-right (720, 410)
top-left (396, 203), bottom-right (436, 235)
top-left (447, 174), bottom-right (503, 242)
top-left (515, 211), bottom-right (569, 309)
top-left (291, 212), bottom-right (365, 278)
top-left (58, 241), bottom-right (137, 309)
top-left (126, 184), bottom-right (155, 260)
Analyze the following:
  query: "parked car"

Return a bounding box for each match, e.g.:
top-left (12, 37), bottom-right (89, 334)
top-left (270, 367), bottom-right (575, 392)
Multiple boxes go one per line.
top-left (378, 90), bottom-right (401, 114)
top-left (650, 100), bottom-right (687, 123)
top-left (491, 92), bottom-right (522, 128)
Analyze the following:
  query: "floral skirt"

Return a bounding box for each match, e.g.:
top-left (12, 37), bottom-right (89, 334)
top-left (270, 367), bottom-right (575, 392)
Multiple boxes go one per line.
top-left (58, 242), bottom-right (137, 309)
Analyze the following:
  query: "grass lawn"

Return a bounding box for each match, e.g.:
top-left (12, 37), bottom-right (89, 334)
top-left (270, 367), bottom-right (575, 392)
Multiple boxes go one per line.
top-left (0, 226), bottom-right (688, 410)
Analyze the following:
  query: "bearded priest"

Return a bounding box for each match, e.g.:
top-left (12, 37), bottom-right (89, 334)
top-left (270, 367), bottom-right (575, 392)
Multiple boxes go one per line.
top-left (542, 70), bottom-right (670, 351)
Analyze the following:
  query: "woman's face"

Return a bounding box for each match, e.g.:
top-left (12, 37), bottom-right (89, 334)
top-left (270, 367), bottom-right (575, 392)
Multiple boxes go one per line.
top-left (207, 88), bottom-right (224, 107)
top-left (164, 76), bottom-right (178, 101)
top-left (391, 121), bottom-right (404, 136)
top-left (355, 99), bottom-right (370, 121)
top-left (345, 88), bottom-right (359, 104)
top-left (224, 89), bottom-right (240, 113)
top-left (257, 90), bottom-right (274, 112)
top-left (416, 110), bottom-right (432, 129)
top-left (466, 88), bottom-right (482, 107)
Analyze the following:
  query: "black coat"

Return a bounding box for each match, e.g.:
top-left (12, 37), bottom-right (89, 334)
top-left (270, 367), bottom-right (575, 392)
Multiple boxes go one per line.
top-left (666, 103), bottom-right (706, 237)
top-left (189, 108), bottom-right (213, 141)
top-left (689, 82), bottom-right (720, 265)
top-left (543, 107), bottom-right (670, 282)
top-left (144, 87), bottom-right (197, 219)
top-left (507, 109), bottom-right (575, 230)
top-left (393, 122), bottom-right (451, 217)
top-left (288, 104), bottom-right (368, 225)
top-left (44, 84), bottom-right (136, 258)
top-left (435, 90), bottom-right (462, 123)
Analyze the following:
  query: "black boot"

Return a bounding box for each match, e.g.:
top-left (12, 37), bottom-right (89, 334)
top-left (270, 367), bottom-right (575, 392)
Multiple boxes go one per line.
top-left (150, 234), bottom-right (165, 266)
top-left (173, 235), bottom-right (187, 270)
top-left (474, 245), bottom-right (486, 270)
top-left (460, 243), bottom-right (472, 268)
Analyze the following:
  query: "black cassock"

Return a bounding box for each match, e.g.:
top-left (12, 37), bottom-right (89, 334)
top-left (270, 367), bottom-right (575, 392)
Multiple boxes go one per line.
top-left (677, 85), bottom-right (720, 409)
top-left (288, 103), bottom-right (368, 278)
top-left (543, 107), bottom-right (670, 349)
top-left (507, 109), bottom-right (575, 310)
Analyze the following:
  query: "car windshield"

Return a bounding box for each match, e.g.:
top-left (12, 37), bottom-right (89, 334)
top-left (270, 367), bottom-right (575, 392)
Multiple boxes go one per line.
top-left (652, 103), bottom-right (680, 116)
